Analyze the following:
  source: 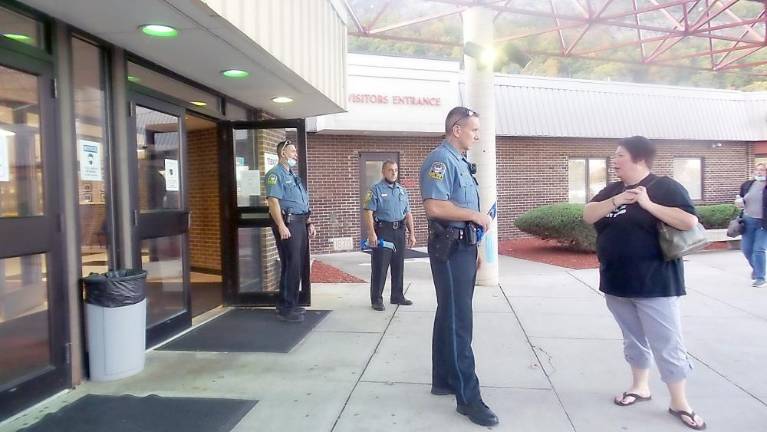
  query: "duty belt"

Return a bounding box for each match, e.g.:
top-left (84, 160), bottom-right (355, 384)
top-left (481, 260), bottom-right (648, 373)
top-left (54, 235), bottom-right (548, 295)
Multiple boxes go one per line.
top-left (283, 212), bottom-right (309, 224)
top-left (376, 219), bottom-right (405, 230)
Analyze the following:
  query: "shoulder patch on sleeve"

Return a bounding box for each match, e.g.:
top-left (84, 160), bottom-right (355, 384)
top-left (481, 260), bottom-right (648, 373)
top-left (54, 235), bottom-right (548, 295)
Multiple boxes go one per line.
top-left (428, 161), bottom-right (446, 181)
top-left (364, 190), bottom-right (373, 205)
top-left (267, 174), bottom-right (278, 185)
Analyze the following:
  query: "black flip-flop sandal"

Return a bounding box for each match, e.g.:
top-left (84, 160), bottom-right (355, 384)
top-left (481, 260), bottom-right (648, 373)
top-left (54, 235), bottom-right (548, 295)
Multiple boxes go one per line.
top-left (613, 392), bottom-right (652, 406)
top-left (668, 408), bottom-right (707, 430)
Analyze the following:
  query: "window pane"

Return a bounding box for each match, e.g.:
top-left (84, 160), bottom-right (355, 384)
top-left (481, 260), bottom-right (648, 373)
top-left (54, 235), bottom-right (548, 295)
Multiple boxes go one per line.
top-left (73, 38), bottom-right (110, 275)
top-left (0, 254), bottom-right (51, 385)
top-left (588, 158), bottom-right (607, 200)
top-left (673, 158), bottom-right (702, 200)
top-left (0, 65), bottom-right (44, 217)
top-left (568, 159), bottom-right (586, 203)
top-left (136, 106), bottom-right (182, 210)
top-left (0, 6), bottom-right (43, 48)
top-left (237, 227), bottom-right (279, 294)
top-left (142, 235), bottom-right (185, 325)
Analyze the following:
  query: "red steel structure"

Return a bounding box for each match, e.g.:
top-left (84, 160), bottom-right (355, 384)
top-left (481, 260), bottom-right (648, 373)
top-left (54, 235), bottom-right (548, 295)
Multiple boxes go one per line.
top-left (344, 0), bottom-right (767, 75)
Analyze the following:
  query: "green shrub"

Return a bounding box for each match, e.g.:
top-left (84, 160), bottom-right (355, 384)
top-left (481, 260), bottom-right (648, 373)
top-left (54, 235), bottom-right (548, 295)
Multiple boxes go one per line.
top-left (514, 203), bottom-right (596, 252)
top-left (695, 204), bottom-right (739, 229)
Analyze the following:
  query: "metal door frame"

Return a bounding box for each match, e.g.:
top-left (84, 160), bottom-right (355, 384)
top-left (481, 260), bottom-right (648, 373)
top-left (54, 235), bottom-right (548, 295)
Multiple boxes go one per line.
top-left (220, 119), bottom-right (310, 306)
top-left (358, 152), bottom-right (400, 241)
top-left (127, 92), bottom-right (191, 347)
top-left (0, 46), bottom-right (70, 420)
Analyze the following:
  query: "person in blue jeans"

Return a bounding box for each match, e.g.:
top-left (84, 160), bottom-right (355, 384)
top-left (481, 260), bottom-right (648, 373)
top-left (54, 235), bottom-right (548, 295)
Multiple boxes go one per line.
top-left (736, 163), bottom-right (767, 287)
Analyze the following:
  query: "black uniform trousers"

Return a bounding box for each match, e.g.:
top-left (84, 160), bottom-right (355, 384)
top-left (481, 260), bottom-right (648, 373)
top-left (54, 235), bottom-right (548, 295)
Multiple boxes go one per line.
top-left (428, 239), bottom-right (481, 406)
top-left (370, 221), bottom-right (406, 305)
top-left (271, 218), bottom-right (308, 315)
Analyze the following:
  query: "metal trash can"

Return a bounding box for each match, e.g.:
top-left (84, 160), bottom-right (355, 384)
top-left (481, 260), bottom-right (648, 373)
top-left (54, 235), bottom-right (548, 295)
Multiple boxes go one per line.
top-left (83, 269), bottom-right (147, 382)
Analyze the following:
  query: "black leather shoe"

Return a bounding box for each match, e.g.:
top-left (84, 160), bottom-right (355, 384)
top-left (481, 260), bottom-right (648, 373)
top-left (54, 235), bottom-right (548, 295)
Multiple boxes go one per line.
top-left (372, 303), bottom-right (385, 311)
top-left (277, 311), bottom-right (305, 323)
top-left (457, 400), bottom-right (499, 427)
top-left (391, 298), bottom-right (413, 306)
top-left (293, 307), bottom-right (306, 314)
top-left (430, 385), bottom-right (454, 396)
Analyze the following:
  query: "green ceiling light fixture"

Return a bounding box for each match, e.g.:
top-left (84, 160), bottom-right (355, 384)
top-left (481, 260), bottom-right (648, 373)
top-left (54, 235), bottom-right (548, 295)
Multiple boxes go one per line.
top-left (3, 33), bottom-right (33, 44)
top-left (271, 96), bottom-right (293, 104)
top-left (127, 75), bottom-right (141, 83)
top-left (139, 24), bottom-right (179, 38)
top-left (190, 101), bottom-right (207, 107)
top-left (221, 69), bottom-right (249, 79)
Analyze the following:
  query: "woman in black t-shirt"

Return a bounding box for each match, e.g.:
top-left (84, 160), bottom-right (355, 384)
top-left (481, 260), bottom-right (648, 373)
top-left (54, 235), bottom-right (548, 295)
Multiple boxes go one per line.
top-left (583, 136), bottom-right (706, 430)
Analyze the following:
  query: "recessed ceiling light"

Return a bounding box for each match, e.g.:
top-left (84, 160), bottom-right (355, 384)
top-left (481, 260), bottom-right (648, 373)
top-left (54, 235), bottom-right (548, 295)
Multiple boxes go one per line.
top-left (139, 24), bottom-right (178, 38)
top-left (272, 96), bottom-right (293, 104)
top-left (221, 69), bottom-right (249, 78)
top-left (190, 101), bottom-right (207, 107)
top-left (3, 33), bottom-right (32, 43)
top-left (127, 75), bottom-right (141, 83)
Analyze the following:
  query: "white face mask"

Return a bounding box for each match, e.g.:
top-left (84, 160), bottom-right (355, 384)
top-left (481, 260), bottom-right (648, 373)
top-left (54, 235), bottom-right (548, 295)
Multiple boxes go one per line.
top-left (287, 158), bottom-right (297, 167)
top-left (756, 175), bottom-right (766, 181)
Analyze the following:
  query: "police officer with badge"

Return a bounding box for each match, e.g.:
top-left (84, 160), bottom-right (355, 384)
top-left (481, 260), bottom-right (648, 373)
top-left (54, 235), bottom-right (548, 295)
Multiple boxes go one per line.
top-left (266, 140), bottom-right (316, 323)
top-left (419, 107), bottom-right (497, 427)
top-left (363, 160), bottom-right (417, 311)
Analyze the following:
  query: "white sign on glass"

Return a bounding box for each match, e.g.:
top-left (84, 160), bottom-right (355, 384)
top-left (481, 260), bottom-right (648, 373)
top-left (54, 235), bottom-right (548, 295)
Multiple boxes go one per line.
top-left (79, 140), bottom-right (103, 181)
top-left (264, 153), bottom-right (279, 172)
top-left (164, 159), bottom-right (180, 191)
top-left (240, 170), bottom-right (261, 196)
top-left (0, 136), bottom-right (9, 182)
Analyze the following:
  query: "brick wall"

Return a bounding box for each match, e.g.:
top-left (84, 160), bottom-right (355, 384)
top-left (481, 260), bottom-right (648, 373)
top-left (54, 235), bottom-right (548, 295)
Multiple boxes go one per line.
top-left (307, 134), bottom-right (441, 254)
top-left (188, 127), bottom-right (222, 272)
top-left (496, 137), bottom-right (749, 239)
top-left (307, 134), bottom-right (751, 253)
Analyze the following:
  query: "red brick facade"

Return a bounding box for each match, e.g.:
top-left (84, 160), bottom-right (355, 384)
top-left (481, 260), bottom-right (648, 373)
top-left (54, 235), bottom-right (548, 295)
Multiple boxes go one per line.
top-left (188, 127), bottom-right (222, 272)
top-left (306, 134), bottom-right (751, 254)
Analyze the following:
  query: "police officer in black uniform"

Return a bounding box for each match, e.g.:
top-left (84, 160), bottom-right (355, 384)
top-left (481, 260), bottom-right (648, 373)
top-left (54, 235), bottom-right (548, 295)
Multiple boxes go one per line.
top-left (363, 160), bottom-right (417, 311)
top-left (419, 107), bottom-right (497, 427)
top-left (266, 140), bottom-right (316, 323)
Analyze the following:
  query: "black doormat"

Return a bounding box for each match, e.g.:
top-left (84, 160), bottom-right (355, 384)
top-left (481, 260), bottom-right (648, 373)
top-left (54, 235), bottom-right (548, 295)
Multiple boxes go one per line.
top-left (362, 248), bottom-right (429, 259)
top-left (19, 394), bottom-right (256, 432)
top-left (157, 308), bottom-right (330, 353)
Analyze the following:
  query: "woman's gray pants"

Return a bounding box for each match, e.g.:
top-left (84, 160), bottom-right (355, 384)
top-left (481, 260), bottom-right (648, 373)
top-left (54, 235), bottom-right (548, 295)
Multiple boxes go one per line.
top-left (605, 294), bottom-right (693, 384)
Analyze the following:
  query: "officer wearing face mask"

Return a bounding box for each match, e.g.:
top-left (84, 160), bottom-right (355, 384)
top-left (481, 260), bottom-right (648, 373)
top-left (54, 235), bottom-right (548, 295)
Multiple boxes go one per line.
top-left (266, 140), bottom-right (316, 322)
top-left (363, 160), bottom-right (417, 311)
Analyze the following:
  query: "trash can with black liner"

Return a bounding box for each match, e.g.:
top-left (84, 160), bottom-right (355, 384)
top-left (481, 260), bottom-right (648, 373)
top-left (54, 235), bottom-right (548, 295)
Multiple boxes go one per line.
top-left (82, 269), bottom-right (147, 381)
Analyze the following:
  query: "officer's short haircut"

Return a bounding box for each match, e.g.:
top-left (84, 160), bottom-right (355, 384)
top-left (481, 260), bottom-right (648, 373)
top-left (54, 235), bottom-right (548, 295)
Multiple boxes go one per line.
top-left (276, 139), bottom-right (294, 157)
top-left (382, 160), bottom-right (397, 170)
top-left (445, 106), bottom-right (479, 135)
top-left (618, 135), bottom-right (656, 168)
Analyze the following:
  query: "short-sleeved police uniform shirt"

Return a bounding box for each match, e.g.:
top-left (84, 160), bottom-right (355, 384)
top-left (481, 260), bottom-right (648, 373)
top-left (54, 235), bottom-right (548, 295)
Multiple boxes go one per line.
top-left (419, 141), bottom-right (480, 227)
top-left (265, 163), bottom-right (310, 214)
top-left (591, 174), bottom-right (696, 298)
top-left (364, 180), bottom-right (410, 222)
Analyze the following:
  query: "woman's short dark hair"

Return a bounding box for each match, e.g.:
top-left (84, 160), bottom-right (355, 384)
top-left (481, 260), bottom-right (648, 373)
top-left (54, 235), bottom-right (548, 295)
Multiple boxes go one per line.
top-left (618, 136), bottom-right (656, 167)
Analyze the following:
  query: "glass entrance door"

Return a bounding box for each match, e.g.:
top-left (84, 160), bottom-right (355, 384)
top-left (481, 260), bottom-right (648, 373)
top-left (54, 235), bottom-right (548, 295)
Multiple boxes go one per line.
top-left (220, 119), bottom-right (310, 306)
top-left (129, 94), bottom-right (191, 346)
top-left (359, 152), bottom-right (399, 241)
top-left (0, 53), bottom-right (69, 420)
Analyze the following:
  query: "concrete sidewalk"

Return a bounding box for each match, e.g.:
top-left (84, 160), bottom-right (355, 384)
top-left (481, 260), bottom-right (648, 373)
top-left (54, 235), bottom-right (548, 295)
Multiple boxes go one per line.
top-left (3, 250), bottom-right (767, 431)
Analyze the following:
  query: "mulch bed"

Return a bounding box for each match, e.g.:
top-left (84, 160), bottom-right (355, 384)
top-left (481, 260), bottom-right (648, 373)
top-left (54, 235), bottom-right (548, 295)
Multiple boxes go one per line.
top-left (498, 238), bottom-right (599, 269)
top-left (499, 237), bottom-right (734, 270)
top-left (310, 260), bottom-right (366, 283)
